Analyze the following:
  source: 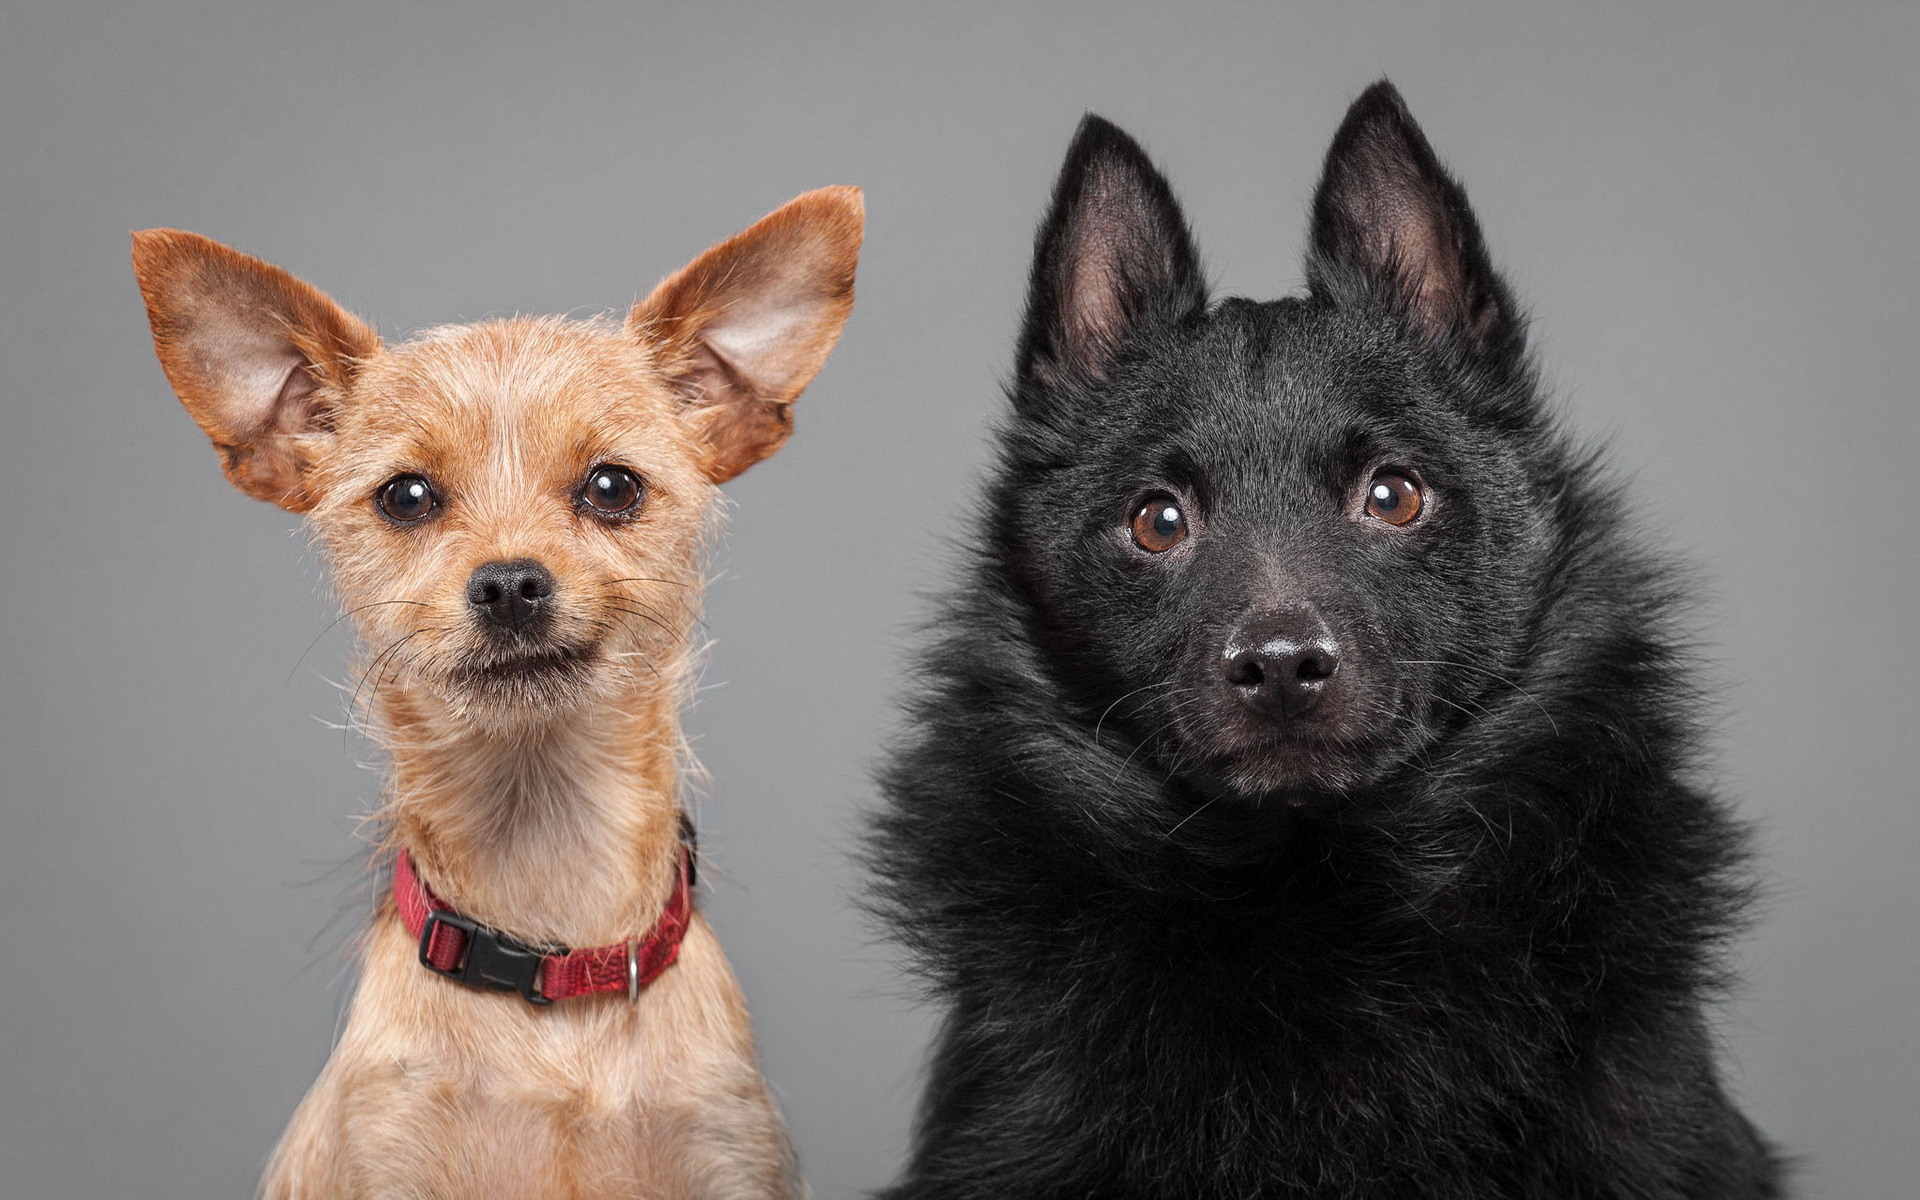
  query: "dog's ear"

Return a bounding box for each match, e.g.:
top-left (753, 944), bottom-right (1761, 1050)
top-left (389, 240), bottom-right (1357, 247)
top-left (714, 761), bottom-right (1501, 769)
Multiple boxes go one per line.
top-left (131, 230), bottom-right (380, 512)
top-left (630, 186), bottom-right (863, 484)
top-left (1307, 81), bottom-right (1520, 361)
top-left (1016, 115), bottom-right (1207, 392)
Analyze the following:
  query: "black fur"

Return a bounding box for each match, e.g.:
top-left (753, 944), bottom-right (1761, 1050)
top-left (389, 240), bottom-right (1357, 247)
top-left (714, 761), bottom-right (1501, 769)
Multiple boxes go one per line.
top-left (870, 82), bottom-right (1780, 1199)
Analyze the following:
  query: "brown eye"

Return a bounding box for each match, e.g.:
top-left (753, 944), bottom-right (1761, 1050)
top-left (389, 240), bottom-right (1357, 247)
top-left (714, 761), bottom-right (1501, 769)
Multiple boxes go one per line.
top-left (377, 474), bottom-right (436, 523)
top-left (1130, 496), bottom-right (1189, 552)
top-left (582, 465), bottom-right (643, 517)
top-left (1364, 472), bottom-right (1424, 526)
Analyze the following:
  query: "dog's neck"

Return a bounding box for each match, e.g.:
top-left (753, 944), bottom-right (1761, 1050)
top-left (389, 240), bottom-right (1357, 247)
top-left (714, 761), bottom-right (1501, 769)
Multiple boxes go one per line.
top-left (376, 681), bottom-right (689, 949)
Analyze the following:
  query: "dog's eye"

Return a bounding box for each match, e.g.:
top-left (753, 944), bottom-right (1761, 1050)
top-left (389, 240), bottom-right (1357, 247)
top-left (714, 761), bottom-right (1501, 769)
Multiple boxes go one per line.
top-left (1130, 496), bottom-right (1189, 553)
top-left (1364, 472), bottom-right (1424, 526)
top-left (582, 465), bottom-right (643, 517)
top-left (377, 475), bottom-right (437, 523)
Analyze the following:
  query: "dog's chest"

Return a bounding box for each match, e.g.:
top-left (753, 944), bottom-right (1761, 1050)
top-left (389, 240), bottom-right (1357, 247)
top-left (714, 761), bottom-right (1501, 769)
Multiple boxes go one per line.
top-left (306, 916), bottom-right (779, 1198)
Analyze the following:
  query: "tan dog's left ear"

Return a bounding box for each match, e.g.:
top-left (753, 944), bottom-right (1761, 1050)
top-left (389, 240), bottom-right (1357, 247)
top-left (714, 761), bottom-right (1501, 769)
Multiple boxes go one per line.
top-left (630, 186), bottom-right (863, 483)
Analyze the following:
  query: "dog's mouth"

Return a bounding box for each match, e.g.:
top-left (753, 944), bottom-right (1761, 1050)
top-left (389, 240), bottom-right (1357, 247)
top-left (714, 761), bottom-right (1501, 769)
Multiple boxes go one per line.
top-left (1200, 735), bottom-right (1383, 799)
top-left (443, 640), bottom-right (603, 705)
top-left (1165, 694), bottom-right (1403, 801)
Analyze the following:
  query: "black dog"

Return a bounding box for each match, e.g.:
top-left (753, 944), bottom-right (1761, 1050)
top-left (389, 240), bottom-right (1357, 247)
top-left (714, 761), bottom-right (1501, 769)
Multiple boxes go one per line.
top-left (870, 82), bottom-right (1780, 1199)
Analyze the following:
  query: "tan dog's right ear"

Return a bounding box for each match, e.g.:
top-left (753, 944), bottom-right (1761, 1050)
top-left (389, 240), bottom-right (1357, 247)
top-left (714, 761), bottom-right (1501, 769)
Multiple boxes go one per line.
top-left (630, 186), bottom-right (863, 483)
top-left (131, 230), bottom-right (380, 511)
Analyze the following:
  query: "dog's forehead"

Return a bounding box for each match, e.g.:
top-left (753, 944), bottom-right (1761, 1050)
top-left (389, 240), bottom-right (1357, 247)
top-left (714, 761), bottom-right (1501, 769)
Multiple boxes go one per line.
top-left (1247, 302), bottom-right (1411, 408)
top-left (345, 318), bottom-right (692, 473)
top-left (1150, 303), bottom-right (1416, 453)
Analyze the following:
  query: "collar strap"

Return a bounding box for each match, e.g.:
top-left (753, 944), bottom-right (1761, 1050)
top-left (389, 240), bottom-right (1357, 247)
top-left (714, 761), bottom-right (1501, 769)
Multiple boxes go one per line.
top-left (393, 843), bottom-right (692, 1006)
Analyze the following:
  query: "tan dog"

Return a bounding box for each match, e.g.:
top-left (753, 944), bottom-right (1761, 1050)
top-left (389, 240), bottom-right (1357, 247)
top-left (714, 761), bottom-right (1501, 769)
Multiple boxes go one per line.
top-left (132, 187), bottom-right (861, 1199)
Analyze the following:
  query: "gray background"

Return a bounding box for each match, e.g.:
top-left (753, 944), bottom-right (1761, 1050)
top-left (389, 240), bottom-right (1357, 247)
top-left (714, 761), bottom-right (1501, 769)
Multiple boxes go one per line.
top-left (3, 3), bottom-right (1915, 1197)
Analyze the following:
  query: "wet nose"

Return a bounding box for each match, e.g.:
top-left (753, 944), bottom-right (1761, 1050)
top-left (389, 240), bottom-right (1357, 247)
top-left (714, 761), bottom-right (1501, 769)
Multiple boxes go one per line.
top-left (466, 559), bottom-right (555, 633)
top-left (1222, 611), bottom-right (1341, 719)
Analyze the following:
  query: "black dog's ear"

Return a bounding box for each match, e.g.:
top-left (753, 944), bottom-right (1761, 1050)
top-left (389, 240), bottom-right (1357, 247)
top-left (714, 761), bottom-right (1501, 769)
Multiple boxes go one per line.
top-left (1307, 81), bottom-right (1519, 360)
top-left (1016, 115), bottom-right (1206, 390)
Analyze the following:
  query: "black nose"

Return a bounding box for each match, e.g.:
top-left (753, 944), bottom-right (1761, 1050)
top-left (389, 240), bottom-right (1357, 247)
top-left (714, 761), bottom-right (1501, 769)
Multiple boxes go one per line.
top-left (466, 559), bottom-right (555, 633)
top-left (1222, 611), bottom-right (1342, 720)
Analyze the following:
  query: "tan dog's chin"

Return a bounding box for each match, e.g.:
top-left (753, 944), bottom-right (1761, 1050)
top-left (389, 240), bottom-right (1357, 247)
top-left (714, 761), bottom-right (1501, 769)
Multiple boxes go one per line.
top-left (427, 645), bottom-right (611, 724)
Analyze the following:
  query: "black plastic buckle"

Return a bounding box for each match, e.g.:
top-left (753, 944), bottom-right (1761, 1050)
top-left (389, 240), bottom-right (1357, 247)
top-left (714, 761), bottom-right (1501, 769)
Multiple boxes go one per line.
top-left (419, 909), bottom-right (554, 1005)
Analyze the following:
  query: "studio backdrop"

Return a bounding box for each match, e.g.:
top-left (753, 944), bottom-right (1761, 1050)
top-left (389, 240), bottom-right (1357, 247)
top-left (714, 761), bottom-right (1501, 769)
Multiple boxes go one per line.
top-left (2, 4), bottom-right (1916, 1198)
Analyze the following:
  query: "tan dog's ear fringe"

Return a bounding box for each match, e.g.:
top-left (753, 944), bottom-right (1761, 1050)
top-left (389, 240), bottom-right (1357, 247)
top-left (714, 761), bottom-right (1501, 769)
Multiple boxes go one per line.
top-left (630, 185), bottom-right (864, 483)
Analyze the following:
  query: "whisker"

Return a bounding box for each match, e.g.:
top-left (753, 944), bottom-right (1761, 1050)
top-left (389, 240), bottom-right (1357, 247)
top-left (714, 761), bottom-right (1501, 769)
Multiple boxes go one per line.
top-left (604, 604), bottom-right (675, 637)
top-left (1093, 680), bottom-right (1182, 744)
top-left (605, 589), bottom-right (695, 625)
top-left (346, 626), bottom-right (435, 736)
top-left (286, 599), bottom-right (430, 683)
top-left (1165, 792), bottom-right (1223, 841)
top-left (1106, 687), bottom-right (1207, 787)
top-left (379, 393), bottom-right (433, 438)
top-left (1392, 659), bottom-right (1559, 736)
top-left (596, 612), bottom-right (663, 675)
top-left (601, 576), bottom-right (694, 590)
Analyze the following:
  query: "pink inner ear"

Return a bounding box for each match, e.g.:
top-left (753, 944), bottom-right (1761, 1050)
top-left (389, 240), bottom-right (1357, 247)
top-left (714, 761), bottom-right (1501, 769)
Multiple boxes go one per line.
top-left (1373, 210), bottom-right (1464, 336)
top-left (696, 278), bottom-right (830, 402)
top-left (1062, 218), bottom-right (1128, 371)
top-left (186, 297), bottom-right (322, 438)
top-left (1056, 168), bottom-right (1158, 375)
top-left (1340, 155), bottom-right (1466, 337)
top-left (632, 186), bottom-right (862, 414)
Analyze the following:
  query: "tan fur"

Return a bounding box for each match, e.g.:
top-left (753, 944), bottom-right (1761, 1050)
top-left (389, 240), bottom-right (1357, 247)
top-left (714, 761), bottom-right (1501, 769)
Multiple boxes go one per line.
top-left (131, 188), bottom-right (863, 1199)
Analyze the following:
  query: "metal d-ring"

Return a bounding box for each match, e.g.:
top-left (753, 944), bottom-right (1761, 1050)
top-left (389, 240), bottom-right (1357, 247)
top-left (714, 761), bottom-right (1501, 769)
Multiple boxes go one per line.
top-left (627, 940), bottom-right (641, 1004)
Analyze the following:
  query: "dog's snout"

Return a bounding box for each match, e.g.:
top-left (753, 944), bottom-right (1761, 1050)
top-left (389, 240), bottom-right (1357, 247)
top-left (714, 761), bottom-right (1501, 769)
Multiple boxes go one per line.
top-left (1223, 611), bottom-right (1342, 720)
top-left (467, 559), bottom-right (556, 632)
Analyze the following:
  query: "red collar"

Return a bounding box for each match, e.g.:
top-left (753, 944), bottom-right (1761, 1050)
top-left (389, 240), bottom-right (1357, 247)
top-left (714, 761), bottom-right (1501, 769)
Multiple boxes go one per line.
top-left (393, 844), bottom-right (692, 1006)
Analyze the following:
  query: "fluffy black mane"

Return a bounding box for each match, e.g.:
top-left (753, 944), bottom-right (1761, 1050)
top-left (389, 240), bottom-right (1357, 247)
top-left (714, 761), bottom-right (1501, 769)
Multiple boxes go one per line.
top-left (872, 426), bottom-right (1762, 1200)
